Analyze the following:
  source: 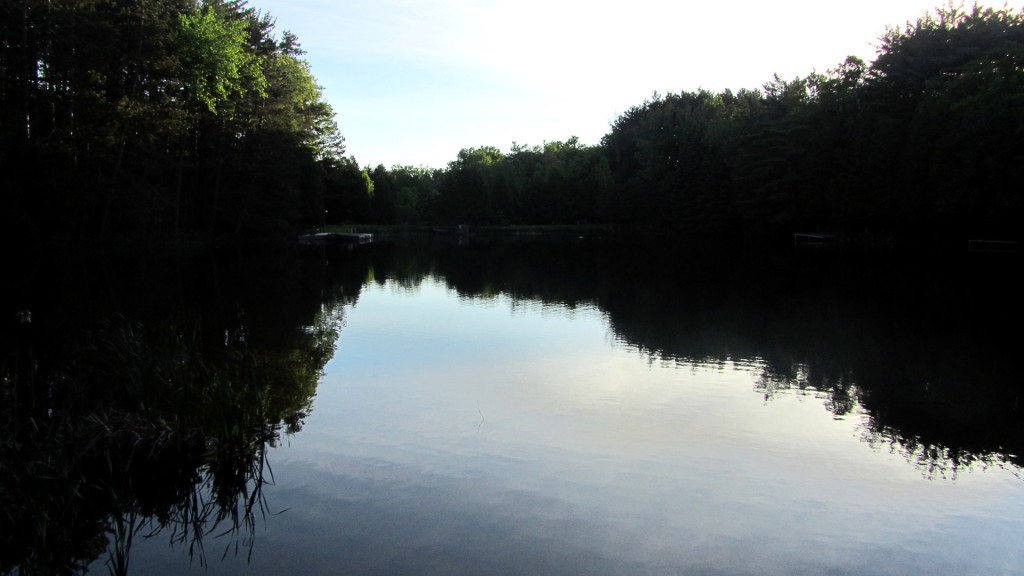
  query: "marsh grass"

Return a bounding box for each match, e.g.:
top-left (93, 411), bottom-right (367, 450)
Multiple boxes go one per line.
top-left (1, 316), bottom-right (293, 575)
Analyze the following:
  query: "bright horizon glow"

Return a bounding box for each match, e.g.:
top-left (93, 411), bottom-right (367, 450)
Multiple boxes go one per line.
top-left (252, 1), bottom-right (994, 169)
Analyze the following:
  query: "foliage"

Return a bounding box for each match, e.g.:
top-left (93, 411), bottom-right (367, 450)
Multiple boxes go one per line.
top-left (583, 3), bottom-right (1024, 240)
top-left (0, 0), bottom-right (352, 241)
top-left (2, 2), bottom-right (1021, 240)
top-left (355, 3), bottom-right (1020, 242)
top-left (177, 3), bottom-right (266, 115)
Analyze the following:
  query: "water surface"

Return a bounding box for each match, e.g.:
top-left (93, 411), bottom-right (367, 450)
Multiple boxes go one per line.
top-left (133, 237), bottom-right (1023, 575)
top-left (5, 236), bottom-right (1021, 575)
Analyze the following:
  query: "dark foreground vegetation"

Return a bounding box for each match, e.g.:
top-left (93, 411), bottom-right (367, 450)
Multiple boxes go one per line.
top-left (2, 2), bottom-right (1021, 246)
top-left (1, 246), bottom-right (361, 574)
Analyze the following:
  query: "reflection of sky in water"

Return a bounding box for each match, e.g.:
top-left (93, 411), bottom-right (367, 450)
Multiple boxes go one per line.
top-left (132, 278), bottom-right (1024, 575)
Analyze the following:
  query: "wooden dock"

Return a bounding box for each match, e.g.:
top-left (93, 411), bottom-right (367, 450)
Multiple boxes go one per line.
top-left (793, 232), bottom-right (837, 247)
top-left (298, 232), bottom-right (373, 246)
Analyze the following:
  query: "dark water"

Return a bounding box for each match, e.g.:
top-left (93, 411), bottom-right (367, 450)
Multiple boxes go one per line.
top-left (3, 234), bottom-right (1022, 575)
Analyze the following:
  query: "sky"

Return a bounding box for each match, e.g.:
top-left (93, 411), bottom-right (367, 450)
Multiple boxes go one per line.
top-left (253, 0), bottom-right (975, 169)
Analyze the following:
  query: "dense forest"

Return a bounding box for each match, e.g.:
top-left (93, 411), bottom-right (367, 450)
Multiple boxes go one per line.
top-left (1, 0), bottom-right (358, 241)
top-left (412, 3), bottom-right (1023, 243)
top-left (2, 1), bottom-right (1021, 244)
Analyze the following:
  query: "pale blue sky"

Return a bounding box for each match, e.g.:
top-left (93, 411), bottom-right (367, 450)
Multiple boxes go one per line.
top-left (254, 1), bottom-right (969, 169)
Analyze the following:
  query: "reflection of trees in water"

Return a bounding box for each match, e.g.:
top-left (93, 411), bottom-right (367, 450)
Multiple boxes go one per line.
top-left (852, 348), bottom-right (1023, 477)
top-left (9, 236), bottom-right (1011, 573)
top-left (612, 249), bottom-right (1021, 478)
top-left (1, 317), bottom-right (328, 575)
top-left (752, 359), bottom-right (1020, 478)
top-left (862, 423), bottom-right (1017, 481)
top-left (1, 246), bottom-right (359, 575)
top-left (370, 237), bottom-right (1022, 479)
top-left (754, 362), bottom-right (858, 417)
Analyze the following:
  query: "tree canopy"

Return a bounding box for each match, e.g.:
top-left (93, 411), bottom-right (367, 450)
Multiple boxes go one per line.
top-left (358, 3), bottom-right (1022, 245)
top-left (0, 0), bottom-right (365, 242)
top-left (2, 2), bottom-right (1020, 245)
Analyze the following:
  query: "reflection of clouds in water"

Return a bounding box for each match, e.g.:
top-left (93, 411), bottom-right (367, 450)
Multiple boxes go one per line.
top-left (318, 277), bottom-right (1022, 494)
top-left (261, 406), bottom-right (1022, 575)
top-left (332, 270), bottom-right (1024, 482)
top-left (105, 240), bottom-right (1024, 576)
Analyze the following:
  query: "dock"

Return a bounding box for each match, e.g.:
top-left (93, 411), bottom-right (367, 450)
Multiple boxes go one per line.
top-left (793, 232), bottom-right (837, 247)
top-left (298, 232), bottom-right (373, 246)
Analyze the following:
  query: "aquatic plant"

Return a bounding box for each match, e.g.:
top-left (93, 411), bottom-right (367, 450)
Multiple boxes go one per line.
top-left (0, 315), bottom-right (316, 575)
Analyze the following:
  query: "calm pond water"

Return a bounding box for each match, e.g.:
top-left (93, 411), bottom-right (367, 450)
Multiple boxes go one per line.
top-left (4, 234), bottom-right (1022, 575)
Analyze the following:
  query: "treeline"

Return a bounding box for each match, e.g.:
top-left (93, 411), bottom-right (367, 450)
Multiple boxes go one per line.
top-left (3, 3), bottom-right (1021, 242)
top-left (365, 139), bottom-right (612, 226)
top-left (1, 0), bottom-right (368, 241)
top-left (363, 4), bottom-right (1022, 241)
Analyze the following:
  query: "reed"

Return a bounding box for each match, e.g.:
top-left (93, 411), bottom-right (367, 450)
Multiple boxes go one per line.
top-left (1, 316), bottom-right (298, 575)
